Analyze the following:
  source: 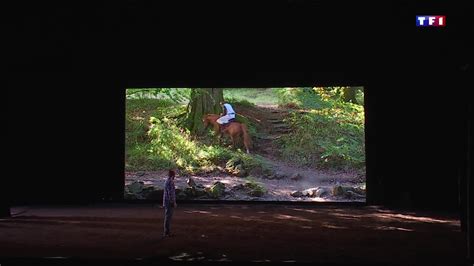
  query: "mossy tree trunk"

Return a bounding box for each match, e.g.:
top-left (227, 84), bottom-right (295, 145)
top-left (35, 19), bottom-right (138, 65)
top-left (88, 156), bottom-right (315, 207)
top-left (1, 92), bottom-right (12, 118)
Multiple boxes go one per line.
top-left (342, 87), bottom-right (358, 104)
top-left (186, 88), bottom-right (224, 135)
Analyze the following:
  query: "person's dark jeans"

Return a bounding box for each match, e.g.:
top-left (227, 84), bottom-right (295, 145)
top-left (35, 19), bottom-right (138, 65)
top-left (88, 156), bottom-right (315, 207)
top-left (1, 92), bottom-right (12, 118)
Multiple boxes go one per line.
top-left (164, 206), bottom-right (174, 236)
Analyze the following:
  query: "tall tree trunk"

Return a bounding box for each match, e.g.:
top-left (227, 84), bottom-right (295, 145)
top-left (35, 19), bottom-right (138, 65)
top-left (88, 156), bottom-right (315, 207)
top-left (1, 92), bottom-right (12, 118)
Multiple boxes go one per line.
top-left (186, 88), bottom-right (224, 135)
top-left (342, 87), bottom-right (357, 104)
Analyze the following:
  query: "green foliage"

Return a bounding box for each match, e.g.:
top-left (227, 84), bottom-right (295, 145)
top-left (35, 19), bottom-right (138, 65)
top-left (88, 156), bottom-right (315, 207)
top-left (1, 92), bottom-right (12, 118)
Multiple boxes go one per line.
top-left (224, 152), bottom-right (270, 175)
top-left (126, 98), bottom-right (184, 118)
top-left (126, 99), bottom-right (187, 170)
top-left (147, 117), bottom-right (202, 170)
top-left (313, 87), bottom-right (364, 105)
top-left (125, 98), bottom-right (187, 141)
top-left (126, 88), bottom-right (191, 103)
top-left (355, 88), bottom-right (364, 104)
top-left (244, 176), bottom-right (267, 196)
top-left (126, 88), bottom-right (365, 173)
top-left (126, 99), bottom-right (177, 170)
top-left (126, 98), bottom-right (264, 173)
top-left (229, 153), bottom-right (273, 176)
top-left (126, 143), bottom-right (162, 170)
top-left (226, 97), bottom-right (255, 107)
top-left (207, 182), bottom-right (226, 198)
top-left (224, 88), bottom-right (278, 105)
top-left (146, 117), bottom-right (250, 173)
top-left (275, 87), bottom-right (330, 109)
top-left (277, 88), bottom-right (365, 169)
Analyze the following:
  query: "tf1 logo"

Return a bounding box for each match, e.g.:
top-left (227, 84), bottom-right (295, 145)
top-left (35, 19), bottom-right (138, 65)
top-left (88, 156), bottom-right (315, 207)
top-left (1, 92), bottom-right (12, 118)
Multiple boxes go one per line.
top-left (416, 16), bottom-right (446, 27)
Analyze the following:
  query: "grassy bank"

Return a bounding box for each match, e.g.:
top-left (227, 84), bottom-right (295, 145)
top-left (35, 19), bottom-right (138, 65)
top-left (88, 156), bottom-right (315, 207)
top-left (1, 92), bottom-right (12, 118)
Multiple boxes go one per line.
top-left (276, 88), bottom-right (365, 170)
top-left (125, 98), bottom-right (267, 174)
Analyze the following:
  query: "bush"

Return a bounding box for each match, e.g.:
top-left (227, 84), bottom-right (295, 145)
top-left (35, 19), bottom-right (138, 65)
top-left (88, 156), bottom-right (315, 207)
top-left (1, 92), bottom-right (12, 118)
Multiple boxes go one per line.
top-left (244, 176), bottom-right (267, 197)
top-left (148, 117), bottom-right (203, 170)
top-left (226, 97), bottom-right (255, 108)
top-left (275, 87), bottom-right (330, 109)
top-left (240, 153), bottom-right (273, 176)
top-left (126, 99), bottom-right (195, 171)
top-left (223, 151), bottom-right (273, 178)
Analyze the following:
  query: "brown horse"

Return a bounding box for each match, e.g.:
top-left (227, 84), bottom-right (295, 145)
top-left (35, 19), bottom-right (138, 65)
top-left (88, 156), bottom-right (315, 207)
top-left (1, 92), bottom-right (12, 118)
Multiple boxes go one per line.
top-left (202, 114), bottom-right (251, 154)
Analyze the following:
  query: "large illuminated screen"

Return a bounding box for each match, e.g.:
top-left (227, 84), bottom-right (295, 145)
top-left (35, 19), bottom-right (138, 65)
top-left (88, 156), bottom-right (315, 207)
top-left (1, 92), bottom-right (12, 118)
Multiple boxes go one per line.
top-left (125, 88), bottom-right (365, 202)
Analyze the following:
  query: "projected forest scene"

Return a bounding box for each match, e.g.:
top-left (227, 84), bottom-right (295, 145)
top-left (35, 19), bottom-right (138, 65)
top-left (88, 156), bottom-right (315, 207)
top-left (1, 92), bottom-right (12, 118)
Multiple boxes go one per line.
top-left (125, 88), bottom-right (366, 202)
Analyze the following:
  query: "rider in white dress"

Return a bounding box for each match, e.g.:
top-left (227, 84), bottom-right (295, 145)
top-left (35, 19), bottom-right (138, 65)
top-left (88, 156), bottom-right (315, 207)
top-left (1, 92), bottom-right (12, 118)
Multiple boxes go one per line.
top-left (217, 101), bottom-right (236, 125)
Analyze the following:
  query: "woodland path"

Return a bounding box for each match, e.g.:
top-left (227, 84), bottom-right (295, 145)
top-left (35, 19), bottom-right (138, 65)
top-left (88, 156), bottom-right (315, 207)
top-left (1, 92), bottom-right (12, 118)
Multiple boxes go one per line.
top-left (238, 103), bottom-right (364, 187)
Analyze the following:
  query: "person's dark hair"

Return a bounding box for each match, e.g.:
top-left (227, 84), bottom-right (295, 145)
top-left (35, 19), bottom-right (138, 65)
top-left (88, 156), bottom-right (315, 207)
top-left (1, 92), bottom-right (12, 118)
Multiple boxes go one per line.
top-left (168, 169), bottom-right (176, 177)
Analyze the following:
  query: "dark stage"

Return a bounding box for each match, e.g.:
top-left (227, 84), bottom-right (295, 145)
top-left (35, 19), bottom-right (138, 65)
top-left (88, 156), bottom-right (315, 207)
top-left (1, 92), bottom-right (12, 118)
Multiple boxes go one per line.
top-left (6, 0), bottom-right (473, 265)
top-left (0, 204), bottom-right (466, 265)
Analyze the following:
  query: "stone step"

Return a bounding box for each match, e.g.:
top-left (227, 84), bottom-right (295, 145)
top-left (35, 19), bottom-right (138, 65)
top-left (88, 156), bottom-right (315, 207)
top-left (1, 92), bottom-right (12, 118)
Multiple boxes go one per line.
top-left (272, 124), bottom-right (290, 129)
top-left (257, 135), bottom-right (283, 140)
top-left (270, 110), bottom-right (288, 114)
top-left (274, 128), bottom-right (291, 133)
top-left (269, 120), bottom-right (285, 124)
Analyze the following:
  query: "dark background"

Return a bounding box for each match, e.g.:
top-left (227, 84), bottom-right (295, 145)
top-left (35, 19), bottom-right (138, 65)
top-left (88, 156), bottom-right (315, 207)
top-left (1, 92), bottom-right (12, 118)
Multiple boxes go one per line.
top-left (6, 0), bottom-right (472, 247)
top-left (5, 0), bottom-right (473, 262)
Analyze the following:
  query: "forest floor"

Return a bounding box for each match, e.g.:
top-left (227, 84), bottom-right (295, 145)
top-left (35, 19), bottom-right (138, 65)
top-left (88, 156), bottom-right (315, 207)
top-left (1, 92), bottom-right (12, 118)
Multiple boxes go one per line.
top-left (126, 102), bottom-right (365, 202)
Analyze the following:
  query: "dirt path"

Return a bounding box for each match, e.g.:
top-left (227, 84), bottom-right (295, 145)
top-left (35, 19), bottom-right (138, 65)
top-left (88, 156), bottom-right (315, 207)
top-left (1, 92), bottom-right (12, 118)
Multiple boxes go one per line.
top-left (237, 103), bottom-right (365, 185)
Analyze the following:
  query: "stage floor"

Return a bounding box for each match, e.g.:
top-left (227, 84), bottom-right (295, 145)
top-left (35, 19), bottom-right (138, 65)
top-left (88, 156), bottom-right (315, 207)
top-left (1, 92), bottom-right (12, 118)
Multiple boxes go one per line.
top-left (0, 204), bottom-right (467, 265)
